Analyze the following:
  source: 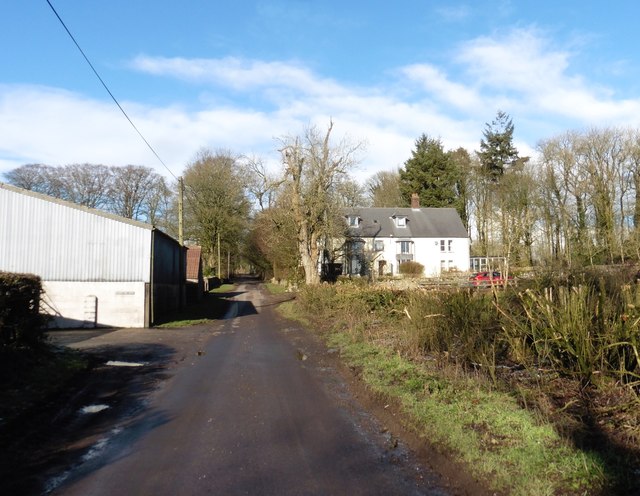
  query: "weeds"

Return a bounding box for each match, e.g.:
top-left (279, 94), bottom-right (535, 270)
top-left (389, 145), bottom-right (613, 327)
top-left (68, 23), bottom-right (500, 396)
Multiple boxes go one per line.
top-left (292, 271), bottom-right (640, 494)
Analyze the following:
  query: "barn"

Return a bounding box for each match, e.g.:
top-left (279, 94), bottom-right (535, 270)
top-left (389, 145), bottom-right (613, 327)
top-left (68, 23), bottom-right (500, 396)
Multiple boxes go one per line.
top-left (0, 182), bottom-right (185, 328)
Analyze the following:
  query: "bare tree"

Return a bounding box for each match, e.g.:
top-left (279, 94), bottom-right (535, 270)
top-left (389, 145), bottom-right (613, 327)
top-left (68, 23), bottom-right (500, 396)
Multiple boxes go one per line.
top-left (108, 165), bottom-right (167, 221)
top-left (59, 163), bottom-right (111, 208)
top-left (3, 163), bottom-right (62, 197)
top-left (243, 156), bottom-right (281, 212)
top-left (279, 121), bottom-right (363, 285)
top-left (365, 169), bottom-right (403, 207)
top-left (335, 178), bottom-right (368, 208)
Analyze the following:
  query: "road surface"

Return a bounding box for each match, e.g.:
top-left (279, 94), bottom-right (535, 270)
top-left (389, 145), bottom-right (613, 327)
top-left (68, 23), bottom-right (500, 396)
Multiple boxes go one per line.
top-left (44, 280), bottom-right (458, 495)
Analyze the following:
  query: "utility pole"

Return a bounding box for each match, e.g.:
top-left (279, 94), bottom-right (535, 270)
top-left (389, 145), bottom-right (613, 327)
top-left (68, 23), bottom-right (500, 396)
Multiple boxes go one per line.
top-left (217, 231), bottom-right (221, 279)
top-left (178, 177), bottom-right (184, 246)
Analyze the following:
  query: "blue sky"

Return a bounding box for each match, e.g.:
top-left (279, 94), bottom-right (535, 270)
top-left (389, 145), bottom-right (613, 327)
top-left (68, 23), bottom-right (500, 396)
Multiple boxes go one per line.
top-left (2, 1), bottom-right (640, 183)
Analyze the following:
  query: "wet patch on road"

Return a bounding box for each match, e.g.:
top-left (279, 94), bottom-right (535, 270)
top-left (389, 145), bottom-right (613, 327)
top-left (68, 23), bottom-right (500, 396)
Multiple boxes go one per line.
top-left (105, 360), bottom-right (146, 367)
top-left (79, 404), bottom-right (110, 415)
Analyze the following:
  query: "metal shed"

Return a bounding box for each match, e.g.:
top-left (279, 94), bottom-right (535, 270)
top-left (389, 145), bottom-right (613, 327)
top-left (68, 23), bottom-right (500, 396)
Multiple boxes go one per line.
top-left (0, 182), bottom-right (185, 328)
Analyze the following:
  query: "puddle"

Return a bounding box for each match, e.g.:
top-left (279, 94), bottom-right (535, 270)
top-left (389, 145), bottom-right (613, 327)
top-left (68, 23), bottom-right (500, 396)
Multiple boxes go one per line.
top-left (106, 360), bottom-right (146, 367)
top-left (45, 427), bottom-right (122, 492)
top-left (80, 404), bottom-right (110, 414)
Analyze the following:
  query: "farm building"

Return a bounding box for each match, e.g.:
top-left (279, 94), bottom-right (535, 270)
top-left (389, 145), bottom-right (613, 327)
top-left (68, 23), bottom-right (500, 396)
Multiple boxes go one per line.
top-left (0, 182), bottom-right (185, 328)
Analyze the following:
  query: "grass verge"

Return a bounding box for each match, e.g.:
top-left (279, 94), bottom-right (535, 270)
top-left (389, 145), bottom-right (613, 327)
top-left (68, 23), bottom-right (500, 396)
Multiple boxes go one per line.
top-left (280, 291), bottom-right (609, 495)
top-left (156, 288), bottom-right (235, 328)
top-left (328, 332), bottom-right (604, 495)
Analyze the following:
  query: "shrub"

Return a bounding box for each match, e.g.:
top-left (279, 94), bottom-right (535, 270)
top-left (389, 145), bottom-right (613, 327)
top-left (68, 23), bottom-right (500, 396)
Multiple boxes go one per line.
top-left (399, 261), bottom-right (424, 277)
top-left (0, 272), bottom-right (45, 348)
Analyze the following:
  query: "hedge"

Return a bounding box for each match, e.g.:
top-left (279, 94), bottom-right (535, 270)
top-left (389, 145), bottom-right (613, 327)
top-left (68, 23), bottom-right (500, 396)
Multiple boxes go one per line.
top-left (0, 272), bottom-right (45, 348)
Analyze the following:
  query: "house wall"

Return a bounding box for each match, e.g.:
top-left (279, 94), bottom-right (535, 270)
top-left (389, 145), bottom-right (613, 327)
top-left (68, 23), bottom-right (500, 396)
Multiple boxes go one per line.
top-left (363, 236), bottom-right (470, 277)
top-left (42, 281), bottom-right (147, 328)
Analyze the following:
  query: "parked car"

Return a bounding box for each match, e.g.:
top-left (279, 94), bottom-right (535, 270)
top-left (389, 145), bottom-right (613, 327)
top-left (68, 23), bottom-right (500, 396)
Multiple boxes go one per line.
top-left (469, 271), bottom-right (514, 286)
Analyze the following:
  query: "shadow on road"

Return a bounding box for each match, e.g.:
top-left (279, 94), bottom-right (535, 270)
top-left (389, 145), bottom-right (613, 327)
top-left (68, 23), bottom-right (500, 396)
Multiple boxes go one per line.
top-left (155, 291), bottom-right (233, 325)
top-left (223, 300), bottom-right (258, 319)
top-left (0, 343), bottom-right (176, 495)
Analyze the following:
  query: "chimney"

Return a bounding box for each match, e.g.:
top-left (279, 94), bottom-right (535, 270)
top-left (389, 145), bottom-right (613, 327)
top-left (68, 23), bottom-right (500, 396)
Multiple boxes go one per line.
top-left (411, 193), bottom-right (420, 209)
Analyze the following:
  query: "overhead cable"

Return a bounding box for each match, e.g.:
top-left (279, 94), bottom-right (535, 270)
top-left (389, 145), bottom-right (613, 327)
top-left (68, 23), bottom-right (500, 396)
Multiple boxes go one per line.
top-left (45, 0), bottom-right (178, 180)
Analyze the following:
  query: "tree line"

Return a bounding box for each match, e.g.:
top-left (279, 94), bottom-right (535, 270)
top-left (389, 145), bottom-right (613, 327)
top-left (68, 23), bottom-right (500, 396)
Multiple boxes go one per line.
top-left (4, 163), bottom-right (171, 225)
top-left (367, 113), bottom-right (640, 269)
top-left (6, 113), bottom-right (640, 283)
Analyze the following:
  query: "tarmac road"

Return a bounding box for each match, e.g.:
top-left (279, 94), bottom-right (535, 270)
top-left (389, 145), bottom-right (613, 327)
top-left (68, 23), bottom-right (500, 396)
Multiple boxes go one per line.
top-left (47, 280), bottom-right (453, 496)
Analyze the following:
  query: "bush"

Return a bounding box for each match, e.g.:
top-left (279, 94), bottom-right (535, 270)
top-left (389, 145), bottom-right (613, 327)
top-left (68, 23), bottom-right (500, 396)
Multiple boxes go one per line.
top-left (0, 272), bottom-right (45, 348)
top-left (399, 261), bottom-right (424, 277)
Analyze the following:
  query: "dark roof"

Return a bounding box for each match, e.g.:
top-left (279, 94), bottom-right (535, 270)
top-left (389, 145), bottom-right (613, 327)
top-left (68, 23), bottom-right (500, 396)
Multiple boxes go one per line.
top-left (345, 207), bottom-right (468, 238)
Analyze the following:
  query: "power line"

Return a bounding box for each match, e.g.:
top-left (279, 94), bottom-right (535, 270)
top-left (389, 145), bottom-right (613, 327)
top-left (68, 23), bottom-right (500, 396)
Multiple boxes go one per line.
top-left (45, 0), bottom-right (178, 181)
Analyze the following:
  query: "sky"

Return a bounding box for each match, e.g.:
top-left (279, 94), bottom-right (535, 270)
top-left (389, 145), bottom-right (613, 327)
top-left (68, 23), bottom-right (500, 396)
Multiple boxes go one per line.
top-left (3, 1), bottom-right (640, 184)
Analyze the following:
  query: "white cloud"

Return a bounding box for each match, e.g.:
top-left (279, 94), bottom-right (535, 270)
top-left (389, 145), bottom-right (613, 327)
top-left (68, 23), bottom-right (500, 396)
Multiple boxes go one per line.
top-left (131, 55), bottom-right (345, 97)
top-left (436, 5), bottom-right (472, 22)
top-left (400, 63), bottom-right (481, 110)
top-left (4, 28), bottom-right (640, 186)
top-left (456, 28), bottom-right (640, 125)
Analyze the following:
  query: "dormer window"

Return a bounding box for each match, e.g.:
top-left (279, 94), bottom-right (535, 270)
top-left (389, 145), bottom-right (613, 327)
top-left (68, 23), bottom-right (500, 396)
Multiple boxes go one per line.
top-left (347, 215), bottom-right (360, 227)
top-left (395, 216), bottom-right (407, 228)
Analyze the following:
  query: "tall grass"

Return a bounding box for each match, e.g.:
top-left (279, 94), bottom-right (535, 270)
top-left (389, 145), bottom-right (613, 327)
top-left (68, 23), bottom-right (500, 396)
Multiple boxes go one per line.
top-left (293, 281), bottom-right (613, 494)
top-left (298, 274), bottom-right (640, 387)
top-left (497, 281), bottom-right (640, 385)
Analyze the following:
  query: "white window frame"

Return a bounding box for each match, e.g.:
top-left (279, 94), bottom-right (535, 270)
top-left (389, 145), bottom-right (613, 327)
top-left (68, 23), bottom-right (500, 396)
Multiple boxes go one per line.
top-left (374, 239), bottom-right (384, 251)
top-left (396, 216), bottom-right (407, 227)
top-left (348, 215), bottom-right (359, 227)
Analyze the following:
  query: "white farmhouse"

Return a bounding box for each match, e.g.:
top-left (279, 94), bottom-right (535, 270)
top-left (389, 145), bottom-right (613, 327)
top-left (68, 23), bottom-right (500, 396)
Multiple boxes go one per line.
top-left (341, 197), bottom-right (470, 278)
top-left (0, 183), bottom-right (185, 328)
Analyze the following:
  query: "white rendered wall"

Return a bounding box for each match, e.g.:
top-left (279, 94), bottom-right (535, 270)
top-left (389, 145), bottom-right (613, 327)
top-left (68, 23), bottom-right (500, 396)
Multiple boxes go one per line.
top-left (367, 237), bottom-right (470, 277)
top-left (42, 281), bottom-right (147, 328)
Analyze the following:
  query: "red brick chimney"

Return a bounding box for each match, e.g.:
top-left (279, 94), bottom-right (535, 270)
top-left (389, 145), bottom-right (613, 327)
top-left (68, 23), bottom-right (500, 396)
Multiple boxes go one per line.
top-left (411, 193), bottom-right (420, 209)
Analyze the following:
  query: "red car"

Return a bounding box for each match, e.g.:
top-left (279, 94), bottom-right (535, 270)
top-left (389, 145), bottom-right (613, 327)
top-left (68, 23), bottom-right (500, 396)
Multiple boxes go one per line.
top-left (469, 271), bottom-right (513, 286)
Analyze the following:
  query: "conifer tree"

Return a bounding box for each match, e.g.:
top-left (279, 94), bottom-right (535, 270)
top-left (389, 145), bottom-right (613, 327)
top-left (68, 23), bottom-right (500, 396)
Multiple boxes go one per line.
top-left (399, 134), bottom-right (460, 209)
top-left (478, 110), bottom-right (519, 182)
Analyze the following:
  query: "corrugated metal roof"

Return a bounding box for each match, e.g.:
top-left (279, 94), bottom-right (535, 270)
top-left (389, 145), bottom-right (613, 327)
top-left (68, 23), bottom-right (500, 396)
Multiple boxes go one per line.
top-left (0, 182), bottom-right (152, 230)
top-left (345, 207), bottom-right (469, 239)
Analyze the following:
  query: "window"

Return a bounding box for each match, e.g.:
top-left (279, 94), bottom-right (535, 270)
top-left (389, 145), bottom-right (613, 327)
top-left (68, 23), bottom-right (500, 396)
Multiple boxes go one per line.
top-left (440, 239), bottom-right (453, 252)
top-left (400, 241), bottom-right (411, 254)
top-left (395, 216), bottom-right (406, 227)
top-left (374, 240), bottom-right (384, 251)
top-left (347, 240), bottom-right (365, 253)
top-left (347, 215), bottom-right (359, 227)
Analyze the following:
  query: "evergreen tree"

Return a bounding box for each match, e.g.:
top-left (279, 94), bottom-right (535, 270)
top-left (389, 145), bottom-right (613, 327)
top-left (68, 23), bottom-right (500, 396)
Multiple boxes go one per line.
top-left (478, 110), bottom-right (519, 182)
top-left (399, 134), bottom-right (460, 209)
